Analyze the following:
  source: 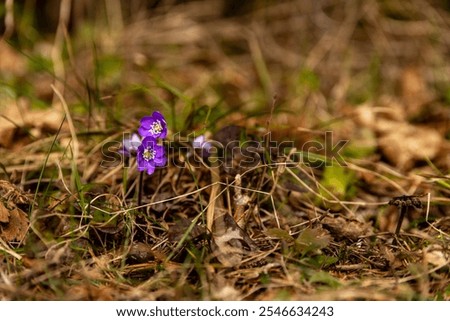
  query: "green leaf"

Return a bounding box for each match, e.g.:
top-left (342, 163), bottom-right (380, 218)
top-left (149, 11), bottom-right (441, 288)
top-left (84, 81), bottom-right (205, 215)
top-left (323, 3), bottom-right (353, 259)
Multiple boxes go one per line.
top-left (315, 255), bottom-right (339, 268)
top-left (320, 165), bottom-right (356, 199)
top-left (295, 227), bottom-right (331, 255)
top-left (309, 271), bottom-right (341, 288)
top-left (265, 228), bottom-right (294, 242)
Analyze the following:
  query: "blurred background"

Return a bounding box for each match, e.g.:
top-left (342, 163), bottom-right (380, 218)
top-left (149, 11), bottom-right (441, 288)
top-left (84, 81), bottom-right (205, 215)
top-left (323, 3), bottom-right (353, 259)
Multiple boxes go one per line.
top-left (0, 0), bottom-right (449, 164)
top-left (0, 0), bottom-right (450, 127)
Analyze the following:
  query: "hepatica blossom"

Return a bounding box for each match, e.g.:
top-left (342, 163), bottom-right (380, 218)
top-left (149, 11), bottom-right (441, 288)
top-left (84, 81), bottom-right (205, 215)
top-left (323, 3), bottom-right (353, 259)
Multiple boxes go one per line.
top-left (122, 111), bottom-right (168, 175)
top-left (193, 135), bottom-right (212, 157)
top-left (137, 136), bottom-right (167, 175)
top-left (121, 133), bottom-right (141, 156)
top-left (138, 111), bottom-right (167, 139)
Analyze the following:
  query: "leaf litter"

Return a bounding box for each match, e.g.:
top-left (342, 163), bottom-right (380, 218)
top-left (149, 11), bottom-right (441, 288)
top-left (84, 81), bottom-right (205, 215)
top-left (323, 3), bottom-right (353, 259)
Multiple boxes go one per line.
top-left (0, 0), bottom-right (449, 301)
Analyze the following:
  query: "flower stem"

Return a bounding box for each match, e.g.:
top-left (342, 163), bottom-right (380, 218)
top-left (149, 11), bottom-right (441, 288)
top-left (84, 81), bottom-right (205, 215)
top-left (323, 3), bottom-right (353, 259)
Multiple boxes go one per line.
top-left (395, 206), bottom-right (408, 235)
top-left (138, 171), bottom-right (144, 207)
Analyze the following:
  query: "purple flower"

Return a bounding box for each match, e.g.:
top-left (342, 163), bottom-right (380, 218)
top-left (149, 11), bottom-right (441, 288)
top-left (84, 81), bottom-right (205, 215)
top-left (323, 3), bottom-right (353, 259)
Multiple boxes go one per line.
top-left (193, 135), bottom-right (212, 157)
top-left (138, 111), bottom-right (167, 139)
top-left (137, 136), bottom-right (167, 175)
top-left (120, 133), bottom-right (141, 156)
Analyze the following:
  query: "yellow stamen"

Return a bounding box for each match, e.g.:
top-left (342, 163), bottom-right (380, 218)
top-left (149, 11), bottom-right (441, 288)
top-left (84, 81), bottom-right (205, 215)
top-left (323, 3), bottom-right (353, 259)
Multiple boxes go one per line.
top-left (150, 120), bottom-right (163, 135)
top-left (143, 148), bottom-right (156, 161)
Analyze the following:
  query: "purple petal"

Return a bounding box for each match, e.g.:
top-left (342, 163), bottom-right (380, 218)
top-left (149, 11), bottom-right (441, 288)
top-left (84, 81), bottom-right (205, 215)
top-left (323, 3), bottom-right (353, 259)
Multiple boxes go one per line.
top-left (193, 135), bottom-right (205, 148)
top-left (146, 164), bottom-right (155, 175)
top-left (154, 152), bottom-right (167, 166)
top-left (193, 135), bottom-right (212, 157)
top-left (154, 157), bottom-right (167, 166)
top-left (152, 111), bottom-right (166, 123)
top-left (160, 127), bottom-right (168, 139)
top-left (203, 141), bottom-right (212, 152)
top-left (137, 151), bottom-right (148, 166)
top-left (131, 133), bottom-right (141, 144)
top-left (137, 158), bottom-right (147, 171)
top-left (140, 116), bottom-right (153, 128)
top-left (138, 111), bottom-right (167, 139)
top-left (121, 133), bottom-right (141, 155)
top-left (141, 136), bottom-right (157, 147)
top-left (138, 127), bottom-right (148, 137)
top-left (125, 134), bottom-right (141, 150)
top-left (154, 144), bottom-right (164, 153)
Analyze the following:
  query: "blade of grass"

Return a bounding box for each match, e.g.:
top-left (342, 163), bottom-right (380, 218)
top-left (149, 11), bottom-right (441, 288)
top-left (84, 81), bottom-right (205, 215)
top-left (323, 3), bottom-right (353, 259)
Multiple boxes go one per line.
top-left (248, 31), bottom-right (273, 99)
top-left (153, 77), bottom-right (194, 132)
top-left (30, 115), bottom-right (66, 214)
top-left (51, 85), bottom-right (85, 208)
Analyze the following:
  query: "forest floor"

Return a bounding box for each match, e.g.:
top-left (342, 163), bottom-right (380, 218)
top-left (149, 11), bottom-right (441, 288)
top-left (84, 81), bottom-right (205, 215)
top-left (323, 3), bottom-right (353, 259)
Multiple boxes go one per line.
top-left (0, 0), bottom-right (449, 300)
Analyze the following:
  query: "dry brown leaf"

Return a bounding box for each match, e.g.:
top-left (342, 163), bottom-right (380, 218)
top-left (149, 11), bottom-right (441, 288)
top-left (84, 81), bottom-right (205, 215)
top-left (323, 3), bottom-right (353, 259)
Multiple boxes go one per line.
top-left (127, 242), bottom-right (156, 263)
top-left (0, 103), bottom-right (64, 149)
top-left (0, 181), bottom-right (31, 242)
top-left (27, 108), bottom-right (65, 134)
top-left (0, 206), bottom-right (29, 242)
top-left (208, 163), bottom-right (257, 267)
top-left (354, 103), bottom-right (406, 129)
top-left (0, 202), bottom-right (10, 223)
top-left (354, 104), bottom-right (444, 169)
top-left (0, 180), bottom-right (33, 204)
top-left (211, 210), bottom-right (257, 267)
top-left (377, 122), bottom-right (442, 169)
top-left (423, 245), bottom-right (448, 267)
top-left (322, 216), bottom-right (371, 240)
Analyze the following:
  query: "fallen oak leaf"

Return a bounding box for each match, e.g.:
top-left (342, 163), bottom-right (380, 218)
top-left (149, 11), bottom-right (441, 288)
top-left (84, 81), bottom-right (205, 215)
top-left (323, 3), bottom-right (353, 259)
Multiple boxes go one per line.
top-left (0, 202), bottom-right (10, 223)
top-left (354, 105), bottom-right (444, 169)
top-left (377, 121), bottom-right (442, 169)
top-left (207, 161), bottom-right (258, 267)
top-left (211, 209), bottom-right (258, 267)
top-left (0, 204), bottom-right (29, 242)
top-left (322, 216), bottom-right (371, 241)
top-left (0, 180), bottom-right (34, 205)
top-left (0, 181), bottom-right (32, 242)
